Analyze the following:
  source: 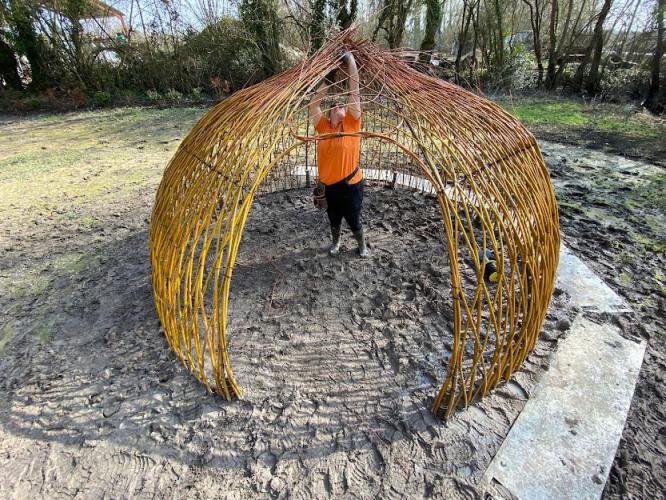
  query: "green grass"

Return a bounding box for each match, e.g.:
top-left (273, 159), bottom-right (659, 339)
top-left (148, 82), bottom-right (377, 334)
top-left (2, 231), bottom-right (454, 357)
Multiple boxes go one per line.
top-left (52, 252), bottom-right (97, 274)
top-left (496, 97), bottom-right (664, 139)
top-left (0, 324), bottom-right (16, 352)
top-left (0, 149), bottom-right (86, 182)
top-left (35, 323), bottom-right (52, 343)
top-left (0, 271), bottom-right (50, 300)
top-left (504, 101), bottom-right (588, 126)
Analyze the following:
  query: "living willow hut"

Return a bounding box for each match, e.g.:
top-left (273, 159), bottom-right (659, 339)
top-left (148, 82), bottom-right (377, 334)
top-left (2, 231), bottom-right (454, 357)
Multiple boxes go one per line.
top-left (149, 31), bottom-right (560, 418)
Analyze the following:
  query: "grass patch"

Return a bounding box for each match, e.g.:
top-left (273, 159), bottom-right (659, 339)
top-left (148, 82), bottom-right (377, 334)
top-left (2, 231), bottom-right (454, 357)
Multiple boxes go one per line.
top-left (52, 253), bottom-right (96, 274)
top-left (1, 271), bottom-right (50, 299)
top-left (0, 323), bottom-right (16, 352)
top-left (618, 271), bottom-right (632, 287)
top-left (496, 96), bottom-right (664, 139)
top-left (80, 215), bottom-right (96, 227)
top-left (632, 232), bottom-right (666, 254)
top-left (0, 105), bottom-right (206, 214)
top-left (35, 323), bottom-right (52, 343)
top-left (638, 173), bottom-right (666, 212)
top-left (0, 149), bottom-right (86, 182)
top-left (504, 100), bottom-right (588, 127)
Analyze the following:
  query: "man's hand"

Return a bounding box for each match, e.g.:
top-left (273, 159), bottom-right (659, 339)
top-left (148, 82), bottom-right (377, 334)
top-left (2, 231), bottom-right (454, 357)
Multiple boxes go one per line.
top-left (340, 51), bottom-right (352, 66)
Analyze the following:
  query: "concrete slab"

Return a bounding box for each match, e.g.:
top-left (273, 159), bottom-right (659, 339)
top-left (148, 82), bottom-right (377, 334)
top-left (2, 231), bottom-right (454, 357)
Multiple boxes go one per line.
top-left (556, 244), bottom-right (631, 313)
top-left (482, 316), bottom-right (646, 499)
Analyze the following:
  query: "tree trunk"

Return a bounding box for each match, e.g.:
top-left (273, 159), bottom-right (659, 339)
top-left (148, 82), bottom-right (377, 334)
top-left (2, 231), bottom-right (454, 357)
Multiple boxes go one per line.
top-left (492, 0), bottom-right (504, 69)
top-left (372, 1), bottom-right (389, 42)
top-left (454, 0), bottom-right (474, 76)
top-left (469, 0), bottom-right (481, 82)
top-left (0, 38), bottom-right (22, 89)
top-left (9, 0), bottom-right (49, 89)
top-left (522, 0), bottom-right (544, 86)
top-left (644, 0), bottom-right (665, 112)
top-left (419, 0), bottom-right (443, 62)
top-left (550, 0), bottom-right (587, 89)
top-left (544, 0), bottom-right (559, 89)
top-left (617, 0), bottom-right (642, 60)
top-left (310, 0), bottom-right (327, 52)
top-left (373, 0), bottom-right (414, 49)
top-left (336, 0), bottom-right (357, 30)
top-left (388, 0), bottom-right (413, 49)
top-left (546, 0), bottom-right (580, 90)
top-left (584, 0), bottom-right (613, 94)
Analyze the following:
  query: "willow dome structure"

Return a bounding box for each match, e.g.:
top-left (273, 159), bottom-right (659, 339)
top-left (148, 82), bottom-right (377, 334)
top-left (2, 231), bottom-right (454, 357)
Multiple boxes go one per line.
top-left (149, 31), bottom-right (560, 418)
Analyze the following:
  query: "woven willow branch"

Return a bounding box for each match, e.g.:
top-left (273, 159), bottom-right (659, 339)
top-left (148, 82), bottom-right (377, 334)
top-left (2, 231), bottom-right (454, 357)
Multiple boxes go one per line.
top-left (149, 30), bottom-right (560, 418)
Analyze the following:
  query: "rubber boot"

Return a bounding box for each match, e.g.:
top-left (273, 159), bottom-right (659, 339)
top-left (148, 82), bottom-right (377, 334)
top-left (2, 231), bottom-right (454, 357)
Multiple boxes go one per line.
top-left (329, 225), bottom-right (341, 256)
top-left (353, 228), bottom-right (369, 258)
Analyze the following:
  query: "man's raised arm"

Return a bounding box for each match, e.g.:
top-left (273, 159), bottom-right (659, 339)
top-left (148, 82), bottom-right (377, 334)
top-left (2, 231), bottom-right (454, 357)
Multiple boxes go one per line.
top-left (343, 52), bottom-right (361, 120)
top-left (309, 80), bottom-right (329, 128)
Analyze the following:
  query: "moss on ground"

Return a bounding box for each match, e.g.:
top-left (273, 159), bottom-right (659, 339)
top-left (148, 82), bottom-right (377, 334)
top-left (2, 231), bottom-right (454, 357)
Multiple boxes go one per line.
top-left (0, 324), bottom-right (16, 352)
top-left (35, 323), bottom-right (52, 343)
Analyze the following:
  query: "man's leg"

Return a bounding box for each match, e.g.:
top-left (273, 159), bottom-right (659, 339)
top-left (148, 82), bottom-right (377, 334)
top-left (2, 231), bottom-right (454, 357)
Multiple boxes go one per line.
top-left (344, 180), bottom-right (368, 258)
top-left (325, 185), bottom-right (344, 255)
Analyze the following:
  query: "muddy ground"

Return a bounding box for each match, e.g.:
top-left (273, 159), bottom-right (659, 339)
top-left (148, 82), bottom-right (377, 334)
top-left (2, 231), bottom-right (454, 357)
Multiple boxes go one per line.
top-left (538, 142), bottom-right (666, 498)
top-left (0, 106), bottom-right (664, 498)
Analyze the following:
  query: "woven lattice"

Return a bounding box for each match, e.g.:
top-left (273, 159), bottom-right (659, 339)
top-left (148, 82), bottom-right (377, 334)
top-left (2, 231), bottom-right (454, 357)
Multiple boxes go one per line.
top-left (149, 31), bottom-right (560, 418)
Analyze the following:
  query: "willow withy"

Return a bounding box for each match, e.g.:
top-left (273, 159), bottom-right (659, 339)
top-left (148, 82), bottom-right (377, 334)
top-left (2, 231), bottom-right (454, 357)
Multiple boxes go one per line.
top-left (149, 31), bottom-right (560, 418)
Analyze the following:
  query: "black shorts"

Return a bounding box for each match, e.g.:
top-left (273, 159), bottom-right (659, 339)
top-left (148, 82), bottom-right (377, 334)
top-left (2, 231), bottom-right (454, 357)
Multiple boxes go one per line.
top-left (324, 179), bottom-right (364, 232)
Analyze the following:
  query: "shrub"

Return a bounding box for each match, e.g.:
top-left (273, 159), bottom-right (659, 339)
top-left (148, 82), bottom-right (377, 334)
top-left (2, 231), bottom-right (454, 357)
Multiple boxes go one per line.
top-left (116, 89), bottom-right (140, 106)
top-left (92, 91), bottom-right (112, 107)
top-left (190, 87), bottom-right (203, 101)
top-left (146, 89), bottom-right (162, 103)
top-left (0, 89), bottom-right (25, 112)
top-left (70, 88), bottom-right (87, 108)
top-left (23, 95), bottom-right (43, 110)
top-left (507, 47), bottom-right (538, 92)
top-left (599, 65), bottom-right (651, 102)
top-left (164, 88), bottom-right (182, 103)
top-left (181, 17), bottom-right (262, 90)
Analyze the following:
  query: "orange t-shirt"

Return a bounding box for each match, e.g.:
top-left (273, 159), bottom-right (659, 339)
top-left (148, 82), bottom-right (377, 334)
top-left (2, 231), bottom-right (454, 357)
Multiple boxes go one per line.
top-left (315, 113), bottom-right (362, 186)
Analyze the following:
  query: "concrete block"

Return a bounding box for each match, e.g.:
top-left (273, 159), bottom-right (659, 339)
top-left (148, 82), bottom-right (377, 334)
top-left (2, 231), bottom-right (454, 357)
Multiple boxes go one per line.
top-left (556, 245), bottom-right (630, 314)
top-left (482, 316), bottom-right (646, 499)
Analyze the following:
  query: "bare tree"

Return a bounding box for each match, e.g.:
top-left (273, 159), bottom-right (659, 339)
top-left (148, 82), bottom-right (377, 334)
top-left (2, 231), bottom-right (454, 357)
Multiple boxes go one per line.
top-left (239, 0), bottom-right (284, 78)
top-left (522, 0), bottom-right (546, 85)
top-left (615, 0), bottom-right (643, 59)
top-left (283, 0), bottom-right (356, 52)
top-left (419, 0), bottom-right (443, 62)
top-left (644, 0), bottom-right (665, 112)
top-left (585, 0), bottom-right (614, 92)
top-left (372, 0), bottom-right (414, 48)
top-left (490, 0), bottom-right (505, 69)
top-left (336, 0), bottom-right (357, 30)
top-left (571, 0), bottom-right (613, 92)
top-left (310, 0), bottom-right (328, 51)
top-left (546, 0), bottom-right (597, 90)
top-left (454, 0), bottom-right (477, 76)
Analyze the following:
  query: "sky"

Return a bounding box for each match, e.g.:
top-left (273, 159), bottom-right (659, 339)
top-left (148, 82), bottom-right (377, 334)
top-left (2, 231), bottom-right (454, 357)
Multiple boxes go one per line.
top-left (88, 0), bottom-right (659, 39)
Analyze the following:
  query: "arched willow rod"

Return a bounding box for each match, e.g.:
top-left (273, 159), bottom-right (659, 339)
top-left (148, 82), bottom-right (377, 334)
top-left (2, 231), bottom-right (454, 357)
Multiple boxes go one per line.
top-left (149, 30), bottom-right (560, 418)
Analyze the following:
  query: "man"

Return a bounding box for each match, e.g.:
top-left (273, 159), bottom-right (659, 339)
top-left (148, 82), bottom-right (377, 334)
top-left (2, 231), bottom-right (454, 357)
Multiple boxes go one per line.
top-left (309, 51), bottom-right (368, 258)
